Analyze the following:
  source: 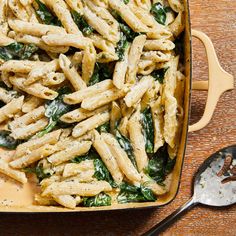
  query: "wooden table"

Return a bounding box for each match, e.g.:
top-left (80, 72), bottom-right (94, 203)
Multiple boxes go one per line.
top-left (0, 1), bottom-right (235, 235)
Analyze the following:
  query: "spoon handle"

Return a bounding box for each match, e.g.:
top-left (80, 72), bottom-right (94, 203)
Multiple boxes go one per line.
top-left (143, 197), bottom-right (198, 236)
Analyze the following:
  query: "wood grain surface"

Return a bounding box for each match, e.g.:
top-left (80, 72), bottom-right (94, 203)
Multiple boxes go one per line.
top-left (0, 1), bottom-right (235, 235)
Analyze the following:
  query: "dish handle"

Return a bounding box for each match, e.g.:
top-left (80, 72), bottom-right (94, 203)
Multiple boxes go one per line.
top-left (189, 30), bottom-right (234, 132)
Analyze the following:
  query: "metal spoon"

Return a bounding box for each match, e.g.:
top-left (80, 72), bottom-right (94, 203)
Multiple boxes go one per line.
top-left (144, 145), bottom-right (236, 236)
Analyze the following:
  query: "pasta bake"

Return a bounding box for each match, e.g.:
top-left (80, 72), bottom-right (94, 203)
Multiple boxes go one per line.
top-left (0, 0), bottom-right (185, 209)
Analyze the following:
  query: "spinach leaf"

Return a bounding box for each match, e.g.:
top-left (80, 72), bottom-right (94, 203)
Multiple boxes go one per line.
top-left (123, 0), bottom-right (130, 4)
top-left (88, 63), bottom-right (113, 86)
top-left (145, 144), bottom-right (176, 184)
top-left (151, 2), bottom-right (167, 25)
top-left (24, 163), bottom-right (54, 182)
top-left (115, 130), bottom-right (137, 169)
top-left (35, 0), bottom-right (61, 26)
top-left (116, 33), bottom-right (129, 61)
top-left (96, 122), bottom-right (110, 133)
top-left (117, 182), bottom-right (156, 203)
top-left (83, 192), bottom-right (111, 207)
top-left (37, 87), bottom-right (73, 137)
top-left (71, 10), bottom-right (93, 36)
top-left (151, 68), bottom-right (168, 84)
top-left (0, 130), bottom-right (22, 150)
top-left (0, 43), bottom-right (38, 61)
top-left (141, 107), bottom-right (154, 153)
top-left (93, 159), bottom-right (117, 187)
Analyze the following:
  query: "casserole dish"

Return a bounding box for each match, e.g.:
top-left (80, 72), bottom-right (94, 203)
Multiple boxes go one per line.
top-left (0, 0), bottom-right (233, 212)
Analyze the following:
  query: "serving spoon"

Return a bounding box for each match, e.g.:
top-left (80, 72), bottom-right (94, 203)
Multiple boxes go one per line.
top-left (144, 145), bottom-right (236, 236)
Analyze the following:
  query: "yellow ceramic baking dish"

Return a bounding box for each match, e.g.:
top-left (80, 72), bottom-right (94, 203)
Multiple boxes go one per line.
top-left (0, 0), bottom-right (233, 212)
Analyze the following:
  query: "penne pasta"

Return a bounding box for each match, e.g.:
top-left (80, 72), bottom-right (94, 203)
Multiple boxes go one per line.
top-left (128, 108), bottom-right (148, 172)
top-left (63, 79), bottom-right (113, 105)
top-left (72, 111), bottom-right (110, 138)
top-left (0, 96), bottom-right (24, 123)
top-left (22, 96), bottom-right (43, 113)
top-left (42, 180), bottom-right (112, 197)
top-left (0, 159), bottom-right (27, 184)
top-left (47, 141), bottom-right (92, 165)
top-left (59, 54), bottom-right (86, 91)
top-left (93, 130), bottom-right (123, 184)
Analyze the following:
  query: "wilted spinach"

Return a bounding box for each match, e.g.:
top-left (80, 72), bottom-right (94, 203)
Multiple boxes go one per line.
top-left (88, 63), bottom-right (113, 86)
top-left (24, 163), bottom-right (54, 182)
top-left (71, 10), bottom-right (93, 36)
top-left (151, 2), bottom-right (167, 25)
top-left (151, 67), bottom-right (168, 84)
top-left (93, 159), bottom-right (117, 187)
top-left (0, 43), bottom-right (38, 61)
top-left (123, 0), bottom-right (130, 4)
top-left (37, 87), bottom-right (73, 137)
top-left (117, 182), bottom-right (156, 203)
top-left (115, 33), bottom-right (129, 61)
top-left (145, 144), bottom-right (176, 184)
top-left (0, 130), bottom-right (22, 150)
top-left (96, 122), bottom-right (110, 133)
top-left (115, 130), bottom-right (137, 169)
top-left (35, 0), bottom-right (61, 26)
top-left (141, 107), bottom-right (154, 153)
top-left (83, 192), bottom-right (111, 207)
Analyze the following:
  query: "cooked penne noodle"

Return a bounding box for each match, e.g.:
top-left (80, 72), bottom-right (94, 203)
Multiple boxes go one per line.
top-left (60, 105), bottom-right (109, 124)
top-left (9, 144), bottom-right (56, 169)
top-left (0, 87), bottom-right (17, 103)
top-left (81, 87), bottom-right (127, 111)
top-left (8, 19), bottom-right (66, 37)
top-left (42, 180), bottom-right (112, 197)
top-left (110, 101), bottom-right (122, 134)
top-left (42, 72), bottom-right (66, 86)
top-left (63, 79), bottom-right (113, 104)
top-left (22, 96), bottom-right (43, 113)
top-left (102, 133), bottom-right (141, 183)
top-left (82, 44), bottom-right (96, 84)
top-left (0, 33), bottom-right (15, 46)
top-left (124, 76), bottom-right (153, 107)
top-left (141, 51), bottom-right (171, 62)
top-left (63, 160), bottom-right (94, 178)
top-left (10, 117), bottom-right (48, 140)
top-left (59, 54), bottom-right (86, 90)
top-left (15, 129), bottom-right (61, 158)
top-left (10, 77), bottom-right (58, 100)
top-left (128, 108), bottom-right (148, 172)
top-left (151, 97), bottom-right (165, 152)
top-left (93, 130), bottom-right (123, 184)
top-left (96, 51), bottom-right (119, 63)
top-left (8, 0), bottom-right (29, 21)
top-left (0, 96), bottom-right (24, 123)
top-left (64, 0), bottom-right (83, 13)
top-left (9, 105), bottom-right (45, 130)
top-left (0, 60), bottom-right (46, 73)
top-left (0, 159), bottom-right (27, 184)
top-left (168, 12), bottom-right (185, 38)
top-left (72, 111), bottom-right (110, 138)
top-left (42, 34), bottom-right (90, 50)
top-left (15, 34), bottom-right (69, 54)
top-left (126, 35), bottom-right (146, 84)
top-left (144, 39), bottom-right (175, 51)
top-left (53, 195), bottom-right (77, 209)
top-left (47, 141), bottom-right (92, 165)
top-left (26, 59), bottom-right (59, 85)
